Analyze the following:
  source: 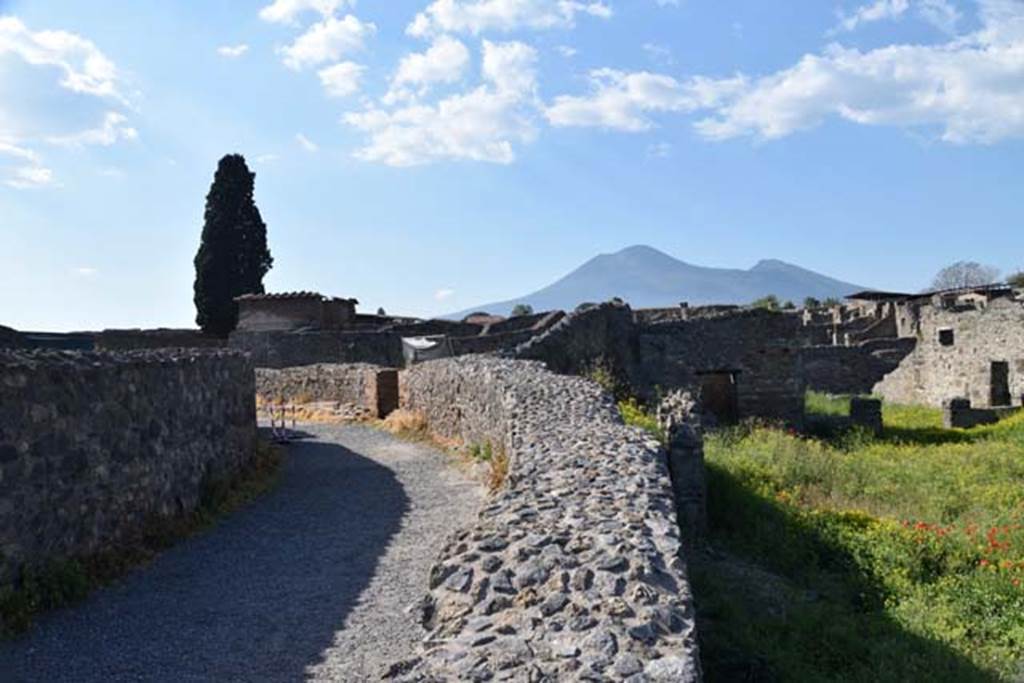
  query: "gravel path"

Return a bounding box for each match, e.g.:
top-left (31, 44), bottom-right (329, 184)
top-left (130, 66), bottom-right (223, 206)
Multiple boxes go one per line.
top-left (0, 424), bottom-right (481, 682)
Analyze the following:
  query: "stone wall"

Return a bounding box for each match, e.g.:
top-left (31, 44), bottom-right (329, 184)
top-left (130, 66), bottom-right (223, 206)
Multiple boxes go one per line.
top-left (395, 357), bottom-right (702, 681)
top-left (799, 339), bottom-right (915, 395)
top-left (93, 328), bottom-right (226, 351)
top-left (0, 325), bottom-right (26, 349)
top-left (255, 363), bottom-right (398, 418)
top-left (0, 349), bottom-right (257, 586)
top-left (875, 298), bottom-right (1024, 408)
top-left (636, 310), bottom-right (806, 427)
top-left (229, 330), bottom-right (404, 368)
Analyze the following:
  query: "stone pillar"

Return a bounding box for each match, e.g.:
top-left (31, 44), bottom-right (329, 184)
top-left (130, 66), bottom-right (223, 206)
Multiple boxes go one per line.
top-left (657, 391), bottom-right (707, 549)
top-left (849, 397), bottom-right (883, 436)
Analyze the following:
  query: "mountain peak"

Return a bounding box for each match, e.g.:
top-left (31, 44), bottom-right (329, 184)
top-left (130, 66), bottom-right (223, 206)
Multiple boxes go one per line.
top-left (750, 258), bottom-right (794, 272)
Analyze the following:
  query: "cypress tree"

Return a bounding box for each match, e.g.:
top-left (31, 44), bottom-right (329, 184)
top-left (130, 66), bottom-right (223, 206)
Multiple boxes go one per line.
top-left (193, 154), bottom-right (273, 336)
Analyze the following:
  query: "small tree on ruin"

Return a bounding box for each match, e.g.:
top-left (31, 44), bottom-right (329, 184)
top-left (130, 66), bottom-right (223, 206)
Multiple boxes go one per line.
top-left (930, 261), bottom-right (1000, 291)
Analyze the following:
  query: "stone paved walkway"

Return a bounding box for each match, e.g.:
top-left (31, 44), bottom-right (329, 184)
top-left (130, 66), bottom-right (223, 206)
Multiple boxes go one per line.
top-left (0, 425), bottom-right (481, 682)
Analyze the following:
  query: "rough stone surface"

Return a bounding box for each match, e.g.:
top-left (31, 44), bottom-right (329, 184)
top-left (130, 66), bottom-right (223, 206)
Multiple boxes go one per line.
top-left (875, 297), bottom-right (1024, 408)
top-left (229, 329), bottom-right (404, 368)
top-left (256, 362), bottom-right (399, 417)
top-left (849, 397), bottom-right (883, 435)
top-left (657, 391), bottom-right (707, 549)
top-left (395, 356), bottom-right (702, 682)
top-left (0, 349), bottom-right (257, 586)
top-left (0, 425), bottom-right (481, 682)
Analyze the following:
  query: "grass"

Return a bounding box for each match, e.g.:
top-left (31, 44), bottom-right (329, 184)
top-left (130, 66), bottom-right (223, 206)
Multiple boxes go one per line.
top-left (696, 393), bottom-right (1024, 681)
top-left (0, 439), bottom-right (284, 637)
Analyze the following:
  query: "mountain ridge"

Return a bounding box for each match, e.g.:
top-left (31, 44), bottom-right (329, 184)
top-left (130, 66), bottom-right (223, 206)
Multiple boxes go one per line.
top-left (448, 245), bottom-right (868, 318)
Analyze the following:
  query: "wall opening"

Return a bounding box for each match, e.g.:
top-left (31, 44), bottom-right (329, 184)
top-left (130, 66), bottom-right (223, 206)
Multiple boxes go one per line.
top-left (698, 370), bottom-right (739, 425)
top-left (938, 328), bottom-right (955, 347)
top-left (990, 361), bottom-right (1011, 407)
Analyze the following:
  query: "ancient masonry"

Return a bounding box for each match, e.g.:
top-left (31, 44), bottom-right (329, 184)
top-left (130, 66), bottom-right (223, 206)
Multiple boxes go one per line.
top-left (391, 357), bottom-right (702, 681)
top-left (0, 349), bottom-right (257, 585)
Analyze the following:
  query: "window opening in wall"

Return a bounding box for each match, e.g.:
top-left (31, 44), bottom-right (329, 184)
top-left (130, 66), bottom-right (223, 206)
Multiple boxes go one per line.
top-left (991, 361), bottom-right (1011, 407)
top-left (938, 328), bottom-right (955, 347)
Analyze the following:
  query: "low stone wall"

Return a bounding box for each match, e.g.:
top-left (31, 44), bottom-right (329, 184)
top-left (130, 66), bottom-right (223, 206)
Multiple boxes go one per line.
top-left (93, 328), bottom-right (226, 351)
top-left (229, 329), bottom-right (404, 368)
top-left (0, 349), bottom-right (257, 586)
top-left (255, 363), bottom-right (398, 418)
top-left (395, 357), bottom-right (701, 681)
top-left (799, 342), bottom-right (914, 396)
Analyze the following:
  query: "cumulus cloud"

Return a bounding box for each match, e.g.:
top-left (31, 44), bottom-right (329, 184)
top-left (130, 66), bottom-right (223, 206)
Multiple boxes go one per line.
top-left (279, 14), bottom-right (375, 70)
top-left (0, 140), bottom-right (54, 189)
top-left (0, 16), bottom-right (124, 101)
top-left (344, 40), bottom-right (539, 166)
top-left (556, 44), bottom-right (578, 57)
top-left (387, 36), bottom-right (470, 102)
top-left (46, 112), bottom-right (138, 147)
top-left (547, 1), bottom-right (1024, 145)
top-left (407, 0), bottom-right (612, 37)
top-left (833, 0), bottom-right (962, 35)
top-left (319, 61), bottom-right (365, 97)
top-left (259, 0), bottom-right (350, 24)
top-left (217, 44), bottom-right (249, 58)
top-left (546, 69), bottom-right (745, 131)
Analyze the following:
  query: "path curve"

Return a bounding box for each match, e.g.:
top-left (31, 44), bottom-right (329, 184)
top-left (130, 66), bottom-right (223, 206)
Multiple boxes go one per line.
top-left (0, 424), bottom-right (481, 682)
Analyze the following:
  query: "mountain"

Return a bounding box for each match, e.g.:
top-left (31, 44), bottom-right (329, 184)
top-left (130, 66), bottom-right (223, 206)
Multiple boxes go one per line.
top-left (449, 245), bottom-right (867, 317)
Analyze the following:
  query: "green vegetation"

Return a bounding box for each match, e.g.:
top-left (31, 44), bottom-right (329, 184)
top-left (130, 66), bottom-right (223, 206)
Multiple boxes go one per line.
top-left (697, 393), bottom-right (1024, 680)
top-left (1, 440), bottom-right (283, 637)
top-left (193, 154), bottom-right (274, 336)
top-left (750, 294), bottom-right (782, 311)
top-left (510, 303), bottom-right (534, 317)
top-left (618, 397), bottom-right (663, 441)
top-left (1009, 271), bottom-right (1024, 289)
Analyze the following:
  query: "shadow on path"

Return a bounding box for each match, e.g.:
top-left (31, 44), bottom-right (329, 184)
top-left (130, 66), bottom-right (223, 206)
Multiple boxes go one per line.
top-left (0, 436), bottom-right (408, 682)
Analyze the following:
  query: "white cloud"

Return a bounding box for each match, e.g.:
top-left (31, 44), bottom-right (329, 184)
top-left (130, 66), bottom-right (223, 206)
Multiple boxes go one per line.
top-left (0, 16), bottom-right (124, 101)
top-left (296, 133), bottom-right (319, 151)
top-left (256, 153), bottom-right (279, 163)
top-left (434, 288), bottom-right (456, 300)
top-left (387, 36), bottom-right (470, 102)
top-left (694, 18), bottom-right (1024, 144)
top-left (546, 2), bottom-right (1024, 145)
top-left (835, 0), bottom-right (911, 33)
top-left (833, 0), bottom-right (962, 35)
top-left (655, 0), bottom-right (680, 5)
top-left (646, 141), bottom-right (672, 158)
top-left (407, 0), bottom-right (612, 37)
top-left (556, 44), bottom-right (578, 57)
top-left (642, 42), bottom-right (674, 66)
top-left (217, 44), bottom-right (249, 58)
top-left (46, 111), bottom-right (138, 147)
top-left (344, 40), bottom-right (539, 166)
top-left (0, 140), bottom-right (54, 189)
top-left (73, 267), bottom-right (98, 277)
top-left (319, 61), bottom-right (365, 97)
top-left (279, 14), bottom-right (376, 70)
top-left (259, 0), bottom-right (350, 24)
top-left (546, 69), bottom-right (745, 131)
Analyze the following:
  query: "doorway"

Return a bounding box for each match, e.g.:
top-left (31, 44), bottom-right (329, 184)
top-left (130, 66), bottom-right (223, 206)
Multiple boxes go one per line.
top-left (990, 361), bottom-right (1011, 407)
top-left (699, 370), bottom-right (740, 425)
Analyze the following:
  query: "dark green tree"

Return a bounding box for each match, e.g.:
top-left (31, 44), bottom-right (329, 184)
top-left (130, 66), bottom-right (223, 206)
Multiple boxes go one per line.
top-left (1007, 271), bottom-right (1024, 288)
top-left (510, 303), bottom-right (534, 317)
top-left (193, 154), bottom-right (273, 336)
top-left (803, 296), bottom-right (821, 310)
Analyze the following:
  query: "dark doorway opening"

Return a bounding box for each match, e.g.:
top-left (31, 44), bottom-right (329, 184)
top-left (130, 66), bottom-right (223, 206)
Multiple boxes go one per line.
top-left (698, 370), bottom-right (740, 425)
top-left (990, 361), bottom-right (1011, 407)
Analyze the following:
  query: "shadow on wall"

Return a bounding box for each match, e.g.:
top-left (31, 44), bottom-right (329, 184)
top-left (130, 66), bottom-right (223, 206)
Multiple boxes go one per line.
top-left (0, 441), bottom-right (408, 682)
top-left (692, 464), bottom-right (999, 682)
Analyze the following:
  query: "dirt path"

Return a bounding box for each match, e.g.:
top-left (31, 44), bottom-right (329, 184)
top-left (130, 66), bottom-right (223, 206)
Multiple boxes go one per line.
top-left (0, 425), bottom-right (481, 682)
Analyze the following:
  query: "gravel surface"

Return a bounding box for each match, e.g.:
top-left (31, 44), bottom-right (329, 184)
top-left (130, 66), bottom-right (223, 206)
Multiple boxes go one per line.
top-left (0, 424), bottom-right (481, 682)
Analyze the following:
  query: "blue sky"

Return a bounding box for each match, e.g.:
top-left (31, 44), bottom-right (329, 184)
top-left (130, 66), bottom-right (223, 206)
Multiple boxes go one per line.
top-left (1, 0), bottom-right (1022, 330)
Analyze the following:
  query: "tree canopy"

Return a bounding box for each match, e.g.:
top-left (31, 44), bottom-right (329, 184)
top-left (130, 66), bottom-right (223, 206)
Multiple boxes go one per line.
top-left (193, 154), bottom-right (273, 336)
top-left (930, 261), bottom-right (1000, 291)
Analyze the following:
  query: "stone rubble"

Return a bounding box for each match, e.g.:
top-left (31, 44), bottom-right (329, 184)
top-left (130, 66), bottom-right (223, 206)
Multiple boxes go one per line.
top-left (392, 357), bottom-right (702, 682)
